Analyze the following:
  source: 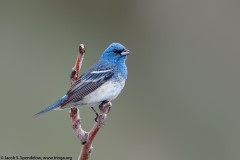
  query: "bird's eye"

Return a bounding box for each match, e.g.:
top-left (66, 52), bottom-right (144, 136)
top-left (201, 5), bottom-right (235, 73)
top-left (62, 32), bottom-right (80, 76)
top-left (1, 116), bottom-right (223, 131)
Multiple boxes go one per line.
top-left (113, 49), bottom-right (124, 54)
top-left (113, 49), bottom-right (118, 53)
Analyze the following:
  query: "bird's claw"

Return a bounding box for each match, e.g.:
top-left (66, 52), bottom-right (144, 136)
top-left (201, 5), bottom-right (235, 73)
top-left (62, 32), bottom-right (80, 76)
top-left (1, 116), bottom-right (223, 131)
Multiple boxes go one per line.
top-left (91, 101), bottom-right (112, 123)
top-left (99, 100), bottom-right (112, 113)
top-left (94, 113), bottom-right (99, 122)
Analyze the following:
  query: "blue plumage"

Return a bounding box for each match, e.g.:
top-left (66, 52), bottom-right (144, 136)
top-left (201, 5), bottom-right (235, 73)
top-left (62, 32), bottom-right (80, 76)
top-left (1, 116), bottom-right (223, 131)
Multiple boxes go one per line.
top-left (34, 43), bottom-right (129, 117)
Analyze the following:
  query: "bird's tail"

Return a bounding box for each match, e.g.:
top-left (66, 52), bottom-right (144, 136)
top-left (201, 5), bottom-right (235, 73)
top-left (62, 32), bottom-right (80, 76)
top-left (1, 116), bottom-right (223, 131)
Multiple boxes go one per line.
top-left (33, 95), bottom-right (68, 117)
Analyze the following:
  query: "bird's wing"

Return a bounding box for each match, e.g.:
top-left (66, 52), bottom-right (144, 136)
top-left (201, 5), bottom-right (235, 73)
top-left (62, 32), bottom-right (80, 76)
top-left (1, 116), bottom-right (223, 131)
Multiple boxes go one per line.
top-left (61, 64), bottom-right (114, 107)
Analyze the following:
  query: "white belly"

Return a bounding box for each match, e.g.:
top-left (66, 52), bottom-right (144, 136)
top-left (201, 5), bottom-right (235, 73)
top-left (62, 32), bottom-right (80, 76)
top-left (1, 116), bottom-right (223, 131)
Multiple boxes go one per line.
top-left (75, 80), bottom-right (125, 106)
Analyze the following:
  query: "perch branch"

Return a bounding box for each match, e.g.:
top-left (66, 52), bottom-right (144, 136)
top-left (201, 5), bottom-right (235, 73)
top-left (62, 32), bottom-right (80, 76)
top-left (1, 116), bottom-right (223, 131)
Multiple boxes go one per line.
top-left (69, 44), bottom-right (112, 160)
top-left (70, 44), bottom-right (85, 86)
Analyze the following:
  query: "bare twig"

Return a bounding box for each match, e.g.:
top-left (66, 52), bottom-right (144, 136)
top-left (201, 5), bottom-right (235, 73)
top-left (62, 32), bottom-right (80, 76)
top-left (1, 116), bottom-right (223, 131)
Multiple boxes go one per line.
top-left (70, 108), bottom-right (88, 145)
top-left (79, 101), bottom-right (112, 160)
top-left (69, 44), bottom-right (111, 160)
top-left (70, 44), bottom-right (85, 86)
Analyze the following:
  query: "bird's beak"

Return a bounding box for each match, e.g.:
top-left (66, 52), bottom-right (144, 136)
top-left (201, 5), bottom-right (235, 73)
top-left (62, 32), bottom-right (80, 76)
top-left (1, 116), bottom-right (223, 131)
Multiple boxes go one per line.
top-left (121, 49), bottom-right (130, 56)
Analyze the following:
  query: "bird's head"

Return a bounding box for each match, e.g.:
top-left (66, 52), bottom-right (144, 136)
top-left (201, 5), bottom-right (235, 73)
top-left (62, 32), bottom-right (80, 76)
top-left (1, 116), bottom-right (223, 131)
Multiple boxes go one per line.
top-left (100, 43), bottom-right (130, 63)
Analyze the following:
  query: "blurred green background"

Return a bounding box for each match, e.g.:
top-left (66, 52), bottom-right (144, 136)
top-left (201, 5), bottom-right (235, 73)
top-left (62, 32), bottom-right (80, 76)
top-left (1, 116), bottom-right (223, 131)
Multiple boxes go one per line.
top-left (0, 0), bottom-right (240, 160)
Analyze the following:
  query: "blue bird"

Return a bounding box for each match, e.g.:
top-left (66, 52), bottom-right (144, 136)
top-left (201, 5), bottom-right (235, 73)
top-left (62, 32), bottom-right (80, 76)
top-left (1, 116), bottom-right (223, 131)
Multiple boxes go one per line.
top-left (35, 43), bottom-right (129, 117)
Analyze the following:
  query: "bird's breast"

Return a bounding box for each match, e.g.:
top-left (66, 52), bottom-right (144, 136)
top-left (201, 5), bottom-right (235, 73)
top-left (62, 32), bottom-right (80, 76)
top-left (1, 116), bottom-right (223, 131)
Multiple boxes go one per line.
top-left (79, 79), bottom-right (125, 106)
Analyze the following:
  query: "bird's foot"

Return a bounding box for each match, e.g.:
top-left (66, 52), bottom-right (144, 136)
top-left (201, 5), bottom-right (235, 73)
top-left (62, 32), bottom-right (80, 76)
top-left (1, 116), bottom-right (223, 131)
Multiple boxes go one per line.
top-left (99, 100), bottom-right (112, 113)
top-left (96, 101), bottom-right (112, 127)
top-left (91, 101), bottom-right (112, 124)
top-left (94, 114), bottom-right (99, 122)
top-left (91, 107), bottom-right (99, 122)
